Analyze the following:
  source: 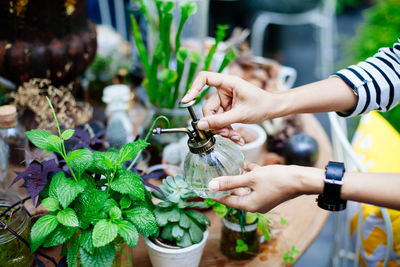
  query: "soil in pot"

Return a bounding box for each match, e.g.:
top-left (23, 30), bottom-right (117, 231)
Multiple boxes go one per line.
top-left (220, 217), bottom-right (259, 260)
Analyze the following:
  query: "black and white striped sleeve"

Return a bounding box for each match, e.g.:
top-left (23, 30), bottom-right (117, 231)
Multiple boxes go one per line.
top-left (332, 37), bottom-right (400, 117)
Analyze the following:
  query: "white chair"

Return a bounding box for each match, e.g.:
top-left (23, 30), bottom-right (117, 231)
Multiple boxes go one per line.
top-left (250, 0), bottom-right (337, 78)
top-left (328, 112), bottom-right (393, 267)
top-left (98, 0), bottom-right (128, 39)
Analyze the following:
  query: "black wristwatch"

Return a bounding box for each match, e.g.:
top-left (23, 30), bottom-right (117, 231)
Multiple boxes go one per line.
top-left (317, 161), bottom-right (347, 211)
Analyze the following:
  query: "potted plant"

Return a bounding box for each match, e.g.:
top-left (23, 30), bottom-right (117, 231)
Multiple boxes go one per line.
top-left (144, 174), bottom-right (210, 267)
top-left (205, 199), bottom-right (271, 260)
top-left (13, 97), bottom-right (161, 266)
top-left (131, 0), bottom-right (237, 152)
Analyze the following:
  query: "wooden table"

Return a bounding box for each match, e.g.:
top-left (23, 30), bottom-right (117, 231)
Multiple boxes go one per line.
top-left (7, 113), bottom-right (332, 266)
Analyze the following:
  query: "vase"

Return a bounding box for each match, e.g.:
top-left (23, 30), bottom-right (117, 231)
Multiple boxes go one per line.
top-left (144, 229), bottom-right (208, 267)
top-left (0, 0), bottom-right (97, 85)
top-left (220, 217), bottom-right (259, 260)
top-left (0, 192), bottom-right (34, 267)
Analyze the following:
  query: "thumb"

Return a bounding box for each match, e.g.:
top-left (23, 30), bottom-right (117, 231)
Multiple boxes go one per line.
top-left (198, 109), bottom-right (241, 130)
top-left (208, 174), bottom-right (251, 192)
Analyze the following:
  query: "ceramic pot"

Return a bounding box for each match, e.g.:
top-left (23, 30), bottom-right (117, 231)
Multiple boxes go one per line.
top-left (232, 123), bottom-right (267, 163)
top-left (144, 229), bottom-right (208, 267)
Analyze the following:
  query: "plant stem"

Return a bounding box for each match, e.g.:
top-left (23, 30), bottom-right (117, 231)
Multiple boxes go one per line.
top-left (46, 97), bottom-right (78, 182)
top-left (127, 116), bottom-right (170, 171)
top-left (119, 247), bottom-right (134, 267)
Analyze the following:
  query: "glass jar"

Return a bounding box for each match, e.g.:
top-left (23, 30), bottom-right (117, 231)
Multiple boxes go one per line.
top-left (0, 105), bottom-right (28, 168)
top-left (220, 217), bottom-right (259, 260)
top-left (183, 136), bottom-right (245, 198)
top-left (0, 138), bottom-right (8, 185)
top-left (0, 191), bottom-right (34, 267)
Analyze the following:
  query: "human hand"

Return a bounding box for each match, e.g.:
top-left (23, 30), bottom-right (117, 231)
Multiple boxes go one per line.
top-left (182, 71), bottom-right (284, 144)
top-left (207, 163), bottom-right (324, 213)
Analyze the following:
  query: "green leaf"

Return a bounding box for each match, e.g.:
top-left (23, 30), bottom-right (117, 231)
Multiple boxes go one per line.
top-left (57, 208), bottom-right (79, 227)
top-left (67, 237), bottom-right (80, 267)
top-left (160, 224), bottom-right (173, 241)
top-left (43, 224), bottom-right (76, 248)
top-left (212, 202), bottom-right (228, 218)
top-left (117, 220), bottom-right (139, 248)
top-left (124, 206), bottom-right (158, 237)
top-left (120, 196), bottom-right (131, 210)
top-left (76, 188), bottom-right (109, 212)
top-left (68, 148), bottom-right (93, 177)
top-left (104, 150), bottom-right (119, 164)
top-left (185, 210), bottom-right (210, 227)
top-left (168, 208), bottom-right (181, 222)
top-left (80, 243), bottom-right (116, 267)
top-left (79, 229), bottom-right (94, 254)
top-left (25, 129), bottom-right (60, 152)
top-left (172, 223), bottom-right (184, 240)
top-left (103, 199), bottom-right (119, 213)
top-left (280, 216), bottom-right (288, 226)
top-left (42, 197), bottom-right (60, 212)
top-left (110, 168), bottom-right (145, 201)
top-left (92, 219), bottom-right (118, 247)
top-left (109, 206), bottom-right (122, 220)
top-left (176, 231), bottom-right (192, 248)
top-left (154, 208), bottom-right (169, 227)
top-left (47, 135), bottom-right (63, 153)
top-left (118, 140), bottom-right (148, 163)
top-left (30, 214), bottom-right (59, 252)
top-left (89, 152), bottom-right (113, 174)
top-left (61, 129), bottom-right (75, 140)
top-left (235, 239), bottom-right (248, 253)
top-left (50, 172), bottom-right (86, 209)
top-left (179, 212), bottom-right (190, 229)
top-left (188, 219), bottom-right (203, 244)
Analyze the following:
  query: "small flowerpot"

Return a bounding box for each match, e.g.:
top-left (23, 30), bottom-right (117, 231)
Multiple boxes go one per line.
top-left (232, 123), bottom-right (267, 163)
top-left (144, 229), bottom-right (208, 267)
top-left (220, 217), bottom-right (259, 260)
top-left (0, 192), bottom-right (34, 267)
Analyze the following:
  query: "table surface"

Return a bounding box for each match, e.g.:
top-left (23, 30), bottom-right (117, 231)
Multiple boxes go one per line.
top-left (7, 113), bottom-right (332, 267)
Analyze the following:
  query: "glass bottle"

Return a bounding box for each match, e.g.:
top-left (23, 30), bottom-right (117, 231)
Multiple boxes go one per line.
top-left (152, 100), bottom-right (245, 198)
top-left (0, 105), bottom-right (28, 168)
top-left (0, 191), bottom-right (34, 266)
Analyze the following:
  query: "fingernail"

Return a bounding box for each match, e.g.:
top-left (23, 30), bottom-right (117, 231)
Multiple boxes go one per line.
top-left (197, 120), bottom-right (209, 130)
top-left (208, 180), bottom-right (219, 192)
top-left (181, 95), bottom-right (190, 102)
top-left (231, 135), bottom-right (240, 141)
top-left (239, 138), bottom-right (245, 146)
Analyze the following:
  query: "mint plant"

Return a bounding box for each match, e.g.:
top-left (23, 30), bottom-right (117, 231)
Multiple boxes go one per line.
top-left (151, 175), bottom-right (210, 247)
top-left (20, 97), bottom-right (159, 267)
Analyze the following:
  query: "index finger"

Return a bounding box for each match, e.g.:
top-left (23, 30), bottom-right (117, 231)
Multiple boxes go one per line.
top-left (181, 71), bottom-right (238, 103)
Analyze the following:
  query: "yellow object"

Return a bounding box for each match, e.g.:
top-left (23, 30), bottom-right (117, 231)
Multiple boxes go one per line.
top-left (351, 111), bottom-right (400, 266)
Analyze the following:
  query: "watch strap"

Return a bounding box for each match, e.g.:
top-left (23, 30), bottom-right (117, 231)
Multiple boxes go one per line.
top-left (317, 161), bottom-right (347, 211)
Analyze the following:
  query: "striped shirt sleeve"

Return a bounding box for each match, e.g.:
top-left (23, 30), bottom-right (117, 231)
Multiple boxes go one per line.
top-left (332, 37), bottom-right (400, 117)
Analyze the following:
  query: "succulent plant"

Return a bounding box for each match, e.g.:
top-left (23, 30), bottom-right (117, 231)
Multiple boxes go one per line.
top-left (152, 175), bottom-right (210, 247)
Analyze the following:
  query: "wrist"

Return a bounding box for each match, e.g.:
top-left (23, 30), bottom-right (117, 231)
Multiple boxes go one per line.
top-left (267, 91), bottom-right (293, 119)
top-left (293, 166), bottom-right (325, 195)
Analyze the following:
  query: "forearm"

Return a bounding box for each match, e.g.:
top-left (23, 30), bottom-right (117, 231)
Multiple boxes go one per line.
top-left (296, 166), bottom-right (400, 210)
top-left (273, 77), bottom-right (358, 118)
